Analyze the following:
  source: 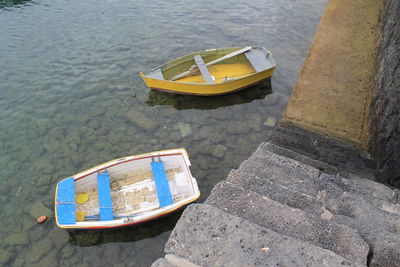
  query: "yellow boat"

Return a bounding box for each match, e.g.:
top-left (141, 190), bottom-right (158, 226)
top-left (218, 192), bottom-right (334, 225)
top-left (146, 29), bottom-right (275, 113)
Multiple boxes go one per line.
top-left (140, 46), bottom-right (276, 96)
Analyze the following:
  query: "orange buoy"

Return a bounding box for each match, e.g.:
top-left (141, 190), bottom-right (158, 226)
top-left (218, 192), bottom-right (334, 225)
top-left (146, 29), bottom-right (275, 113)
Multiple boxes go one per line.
top-left (37, 216), bottom-right (48, 224)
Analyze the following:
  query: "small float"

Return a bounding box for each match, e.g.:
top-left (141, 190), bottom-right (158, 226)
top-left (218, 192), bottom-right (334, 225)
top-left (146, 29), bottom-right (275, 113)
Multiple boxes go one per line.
top-left (140, 46), bottom-right (276, 96)
top-left (55, 149), bottom-right (200, 229)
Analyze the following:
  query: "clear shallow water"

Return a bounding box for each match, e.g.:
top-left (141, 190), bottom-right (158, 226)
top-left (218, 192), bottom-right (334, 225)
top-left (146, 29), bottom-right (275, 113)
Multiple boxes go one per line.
top-left (0, 0), bottom-right (326, 266)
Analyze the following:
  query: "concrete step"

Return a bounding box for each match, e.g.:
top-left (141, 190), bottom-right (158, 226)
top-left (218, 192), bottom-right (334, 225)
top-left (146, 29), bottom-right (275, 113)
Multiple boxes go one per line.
top-left (205, 181), bottom-right (369, 265)
top-left (230, 165), bottom-right (400, 240)
top-left (262, 141), bottom-right (338, 174)
top-left (233, 145), bottom-right (400, 266)
top-left (260, 141), bottom-right (396, 205)
top-left (227, 169), bottom-right (325, 216)
top-left (237, 145), bottom-right (339, 197)
top-left (163, 204), bottom-right (363, 267)
top-left (152, 254), bottom-right (200, 267)
top-left (319, 173), bottom-right (400, 223)
top-left (268, 123), bottom-right (377, 179)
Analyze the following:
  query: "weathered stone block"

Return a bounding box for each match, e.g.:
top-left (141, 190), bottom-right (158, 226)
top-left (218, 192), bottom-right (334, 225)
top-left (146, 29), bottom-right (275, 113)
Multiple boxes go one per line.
top-left (152, 254), bottom-right (200, 267)
top-left (262, 142), bottom-right (338, 174)
top-left (206, 181), bottom-right (369, 264)
top-left (238, 146), bottom-right (322, 196)
top-left (165, 204), bottom-right (361, 266)
top-left (227, 169), bottom-right (324, 215)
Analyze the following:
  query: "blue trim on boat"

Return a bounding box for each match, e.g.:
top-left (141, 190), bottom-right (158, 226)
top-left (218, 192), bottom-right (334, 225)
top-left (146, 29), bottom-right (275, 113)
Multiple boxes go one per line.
top-left (151, 161), bottom-right (173, 207)
top-left (57, 203), bottom-right (76, 225)
top-left (97, 172), bottom-right (113, 221)
top-left (56, 177), bottom-right (76, 225)
top-left (57, 177), bottom-right (75, 202)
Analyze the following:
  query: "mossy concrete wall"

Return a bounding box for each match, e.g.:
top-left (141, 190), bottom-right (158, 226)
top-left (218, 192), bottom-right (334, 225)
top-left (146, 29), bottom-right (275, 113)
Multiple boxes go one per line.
top-left (282, 0), bottom-right (382, 149)
top-left (369, 0), bottom-right (400, 187)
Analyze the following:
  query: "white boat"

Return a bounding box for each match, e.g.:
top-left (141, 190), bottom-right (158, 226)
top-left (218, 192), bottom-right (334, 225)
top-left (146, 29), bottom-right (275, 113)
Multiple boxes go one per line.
top-left (55, 149), bottom-right (200, 229)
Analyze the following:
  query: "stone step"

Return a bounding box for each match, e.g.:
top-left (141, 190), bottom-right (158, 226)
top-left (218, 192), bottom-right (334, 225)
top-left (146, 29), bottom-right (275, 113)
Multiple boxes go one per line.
top-left (205, 181), bottom-right (369, 265)
top-left (329, 172), bottom-right (396, 203)
top-left (227, 169), bottom-right (325, 215)
top-left (233, 146), bottom-right (400, 266)
top-left (229, 168), bottom-right (400, 239)
top-left (245, 142), bottom-right (395, 204)
top-left (237, 145), bottom-right (397, 216)
top-left (152, 254), bottom-right (200, 267)
top-left (319, 173), bottom-right (400, 222)
top-left (335, 212), bottom-right (400, 266)
top-left (268, 123), bottom-right (377, 179)
top-left (164, 204), bottom-right (363, 267)
top-left (262, 141), bottom-right (338, 174)
top-left (237, 146), bottom-right (339, 197)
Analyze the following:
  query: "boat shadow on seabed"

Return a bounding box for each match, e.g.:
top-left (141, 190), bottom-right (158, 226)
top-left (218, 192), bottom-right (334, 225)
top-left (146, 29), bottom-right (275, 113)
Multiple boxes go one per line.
top-left (67, 210), bottom-right (184, 247)
top-left (145, 78), bottom-right (273, 110)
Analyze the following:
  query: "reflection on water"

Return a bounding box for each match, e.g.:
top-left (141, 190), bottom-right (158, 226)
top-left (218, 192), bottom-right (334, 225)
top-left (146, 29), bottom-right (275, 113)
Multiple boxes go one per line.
top-left (146, 79), bottom-right (273, 110)
top-left (0, 0), bottom-right (32, 9)
top-left (0, 0), bottom-right (327, 266)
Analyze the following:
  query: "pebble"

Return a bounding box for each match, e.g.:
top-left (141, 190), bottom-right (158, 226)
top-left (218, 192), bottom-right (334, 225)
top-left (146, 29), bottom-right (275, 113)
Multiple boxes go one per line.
top-left (264, 116), bottom-right (277, 127)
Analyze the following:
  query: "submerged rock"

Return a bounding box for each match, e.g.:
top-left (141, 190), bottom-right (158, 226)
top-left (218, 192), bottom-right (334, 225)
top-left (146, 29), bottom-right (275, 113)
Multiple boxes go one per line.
top-left (103, 246), bottom-right (121, 265)
top-left (177, 122), bottom-right (192, 138)
top-left (248, 113), bottom-right (261, 131)
top-left (126, 108), bottom-right (157, 131)
top-left (25, 238), bottom-right (53, 263)
top-left (37, 250), bottom-right (58, 266)
top-left (212, 145), bottom-right (227, 159)
top-left (29, 201), bottom-right (52, 219)
top-left (5, 232), bottom-right (29, 246)
top-left (0, 249), bottom-right (13, 265)
top-left (12, 257), bottom-right (24, 267)
top-left (29, 224), bottom-right (45, 242)
top-left (226, 121), bottom-right (249, 135)
top-left (264, 116), bottom-right (277, 127)
top-left (49, 227), bottom-right (69, 249)
top-left (61, 245), bottom-right (75, 259)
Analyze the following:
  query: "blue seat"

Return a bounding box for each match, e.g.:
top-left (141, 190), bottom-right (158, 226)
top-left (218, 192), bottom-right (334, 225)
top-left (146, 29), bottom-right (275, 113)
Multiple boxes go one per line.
top-left (97, 172), bottom-right (113, 221)
top-left (56, 177), bottom-right (76, 225)
top-left (151, 161), bottom-right (174, 207)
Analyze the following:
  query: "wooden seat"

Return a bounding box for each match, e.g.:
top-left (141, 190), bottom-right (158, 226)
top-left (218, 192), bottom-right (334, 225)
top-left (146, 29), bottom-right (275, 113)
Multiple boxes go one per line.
top-left (146, 68), bottom-right (164, 80)
top-left (245, 49), bottom-right (273, 72)
top-left (193, 55), bottom-right (215, 84)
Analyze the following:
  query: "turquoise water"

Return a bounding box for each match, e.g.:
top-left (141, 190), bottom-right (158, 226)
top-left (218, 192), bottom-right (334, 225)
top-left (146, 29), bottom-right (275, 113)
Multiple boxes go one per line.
top-left (0, 0), bottom-right (326, 266)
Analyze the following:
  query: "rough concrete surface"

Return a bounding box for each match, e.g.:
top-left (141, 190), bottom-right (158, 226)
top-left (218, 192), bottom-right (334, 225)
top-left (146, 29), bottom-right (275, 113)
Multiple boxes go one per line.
top-left (153, 140), bottom-right (400, 266)
top-left (369, 0), bottom-right (400, 187)
top-left (283, 0), bottom-right (383, 148)
top-left (164, 204), bottom-right (361, 267)
top-left (206, 181), bottom-right (369, 264)
top-left (152, 254), bottom-right (200, 267)
top-left (268, 123), bottom-right (377, 179)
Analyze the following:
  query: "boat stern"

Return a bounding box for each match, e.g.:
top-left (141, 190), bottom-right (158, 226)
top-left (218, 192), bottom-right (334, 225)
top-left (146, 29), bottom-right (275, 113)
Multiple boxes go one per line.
top-left (55, 177), bottom-right (77, 229)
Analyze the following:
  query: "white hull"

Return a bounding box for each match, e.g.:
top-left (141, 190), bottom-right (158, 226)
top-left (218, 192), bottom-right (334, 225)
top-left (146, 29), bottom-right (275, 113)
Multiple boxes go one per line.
top-left (55, 149), bottom-right (200, 229)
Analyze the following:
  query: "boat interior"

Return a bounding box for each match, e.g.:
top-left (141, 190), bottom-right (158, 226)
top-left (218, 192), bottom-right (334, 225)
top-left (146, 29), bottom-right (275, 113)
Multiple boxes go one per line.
top-left (56, 153), bottom-right (196, 225)
top-left (144, 47), bottom-right (275, 85)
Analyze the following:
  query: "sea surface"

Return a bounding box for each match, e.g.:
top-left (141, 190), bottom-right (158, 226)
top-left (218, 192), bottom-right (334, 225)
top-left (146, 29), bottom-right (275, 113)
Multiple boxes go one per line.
top-left (0, 0), bottom-right (327, 266)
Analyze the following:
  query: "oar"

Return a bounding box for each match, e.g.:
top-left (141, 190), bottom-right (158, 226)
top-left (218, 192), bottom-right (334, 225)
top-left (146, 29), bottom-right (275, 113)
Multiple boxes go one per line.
top-left (170, 46), bottom-right (252, 81)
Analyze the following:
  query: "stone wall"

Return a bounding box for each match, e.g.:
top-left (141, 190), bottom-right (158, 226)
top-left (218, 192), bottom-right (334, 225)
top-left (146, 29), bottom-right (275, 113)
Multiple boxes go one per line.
top-left (370, 0), bottom-right (400, 187)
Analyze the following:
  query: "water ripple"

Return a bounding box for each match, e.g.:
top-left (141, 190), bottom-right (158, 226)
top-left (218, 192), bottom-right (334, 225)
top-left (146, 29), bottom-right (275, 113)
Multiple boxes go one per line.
top-left (0, 0), bottom-right (327, 266)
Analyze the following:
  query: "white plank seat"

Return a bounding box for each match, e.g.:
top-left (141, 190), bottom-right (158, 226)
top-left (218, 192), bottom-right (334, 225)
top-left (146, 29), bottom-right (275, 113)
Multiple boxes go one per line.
top-left (146, 68), bottom-right (164, 80)
top-left (193, 55), bottom-right (215, 84)
top-left (245, 49), bottom-right (273, 72)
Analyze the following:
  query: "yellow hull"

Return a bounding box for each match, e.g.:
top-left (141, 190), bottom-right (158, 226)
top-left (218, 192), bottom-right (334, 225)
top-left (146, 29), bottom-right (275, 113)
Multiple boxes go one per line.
top-left (140, 46), bottom-right (276, 96)
top-left (141, 67), bottom-right (275, 96)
